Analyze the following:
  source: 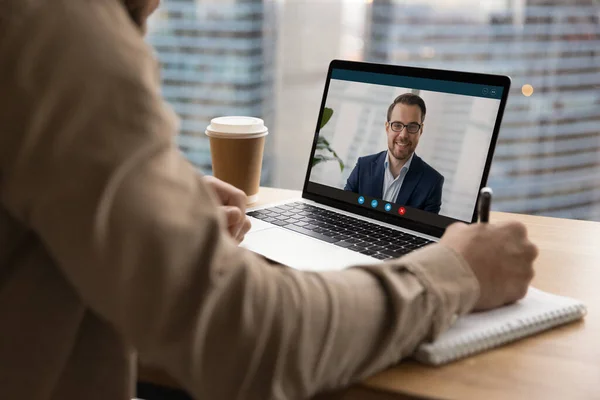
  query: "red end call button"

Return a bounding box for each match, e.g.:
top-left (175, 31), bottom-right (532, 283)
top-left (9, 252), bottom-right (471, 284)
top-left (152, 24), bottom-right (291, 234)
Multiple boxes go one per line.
top-left (398, 207), bottom-right (406, 216)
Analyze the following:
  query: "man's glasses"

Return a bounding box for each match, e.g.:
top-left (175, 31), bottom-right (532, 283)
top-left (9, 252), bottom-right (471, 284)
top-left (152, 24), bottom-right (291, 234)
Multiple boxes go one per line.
top-left (388, 121), bottom-right (422, 134)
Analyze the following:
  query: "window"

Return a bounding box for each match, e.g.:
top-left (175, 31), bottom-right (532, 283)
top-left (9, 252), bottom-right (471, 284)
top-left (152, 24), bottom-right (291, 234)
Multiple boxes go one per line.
top-left (148, 0), bottom-right (600, 220)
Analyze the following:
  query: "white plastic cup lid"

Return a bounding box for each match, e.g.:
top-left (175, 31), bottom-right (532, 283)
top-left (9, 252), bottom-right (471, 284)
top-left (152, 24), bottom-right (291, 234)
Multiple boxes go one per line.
top-left (205, 116), bottom-right (269, 139)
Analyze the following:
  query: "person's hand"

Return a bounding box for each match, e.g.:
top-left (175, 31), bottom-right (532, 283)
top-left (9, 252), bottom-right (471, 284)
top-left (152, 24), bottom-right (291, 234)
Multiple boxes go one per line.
top-left (440, 221), bottom-right (538, 311)
top-left (203, 176), bottom-right (251, 243)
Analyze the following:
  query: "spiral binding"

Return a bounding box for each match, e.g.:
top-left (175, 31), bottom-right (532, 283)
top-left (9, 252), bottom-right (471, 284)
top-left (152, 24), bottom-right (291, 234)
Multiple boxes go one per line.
top-left (416, 303), bottom-right (587, 366)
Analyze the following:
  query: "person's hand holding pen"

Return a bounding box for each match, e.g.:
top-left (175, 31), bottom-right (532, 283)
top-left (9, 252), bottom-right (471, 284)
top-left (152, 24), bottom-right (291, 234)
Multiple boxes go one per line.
top-left (440, 187), bottom-right (539, 311)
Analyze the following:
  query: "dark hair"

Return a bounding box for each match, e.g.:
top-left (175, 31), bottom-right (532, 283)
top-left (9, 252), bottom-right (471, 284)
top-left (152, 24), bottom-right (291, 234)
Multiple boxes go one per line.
top-left (123, 0), bottom-right (147, 28)
top-left (387, 93), bottom-right (427, 122)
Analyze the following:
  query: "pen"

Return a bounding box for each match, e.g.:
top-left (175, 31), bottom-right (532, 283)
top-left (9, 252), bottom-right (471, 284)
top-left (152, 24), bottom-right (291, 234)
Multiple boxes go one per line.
top-left (479, 187), bottom-right (493, 223)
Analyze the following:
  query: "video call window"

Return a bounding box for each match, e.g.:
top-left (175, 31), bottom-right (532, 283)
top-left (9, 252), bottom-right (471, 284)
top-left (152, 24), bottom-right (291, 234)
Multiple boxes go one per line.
top-left (309, 70), bottom-right (503, 223)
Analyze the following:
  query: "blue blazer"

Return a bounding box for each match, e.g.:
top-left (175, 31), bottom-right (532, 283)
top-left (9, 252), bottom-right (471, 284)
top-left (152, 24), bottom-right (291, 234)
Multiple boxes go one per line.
top-left (344, 151), bottom-right (444, 214)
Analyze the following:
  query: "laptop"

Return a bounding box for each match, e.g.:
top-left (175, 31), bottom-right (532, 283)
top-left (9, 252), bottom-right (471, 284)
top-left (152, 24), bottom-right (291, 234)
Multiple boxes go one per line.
top-left (242, 60), bottom-right (510, 271)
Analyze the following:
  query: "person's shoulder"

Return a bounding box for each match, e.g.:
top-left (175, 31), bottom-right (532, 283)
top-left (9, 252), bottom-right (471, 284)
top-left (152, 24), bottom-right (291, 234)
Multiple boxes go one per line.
top-left (3, 0), bottom-right (116, 39)
top-left (2, 0), bottom-right (151, 76)
top-left (414, 155), bottom-right (444, 181)
top-left (0, 0), bottom-right (43, 47)
top-left (358, 150), bottom-right (387, 164)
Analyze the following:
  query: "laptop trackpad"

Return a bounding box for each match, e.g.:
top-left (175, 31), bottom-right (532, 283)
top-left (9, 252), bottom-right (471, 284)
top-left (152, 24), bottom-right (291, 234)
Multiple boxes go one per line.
top-left (241, 227), bottom-right (379, 271)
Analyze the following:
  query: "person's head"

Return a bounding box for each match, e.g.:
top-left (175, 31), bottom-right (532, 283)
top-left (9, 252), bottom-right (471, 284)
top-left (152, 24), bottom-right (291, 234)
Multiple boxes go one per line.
top-left (122, 0), bottom-right (160, 33)
top-left (385, 93), bottom-right (426, 162)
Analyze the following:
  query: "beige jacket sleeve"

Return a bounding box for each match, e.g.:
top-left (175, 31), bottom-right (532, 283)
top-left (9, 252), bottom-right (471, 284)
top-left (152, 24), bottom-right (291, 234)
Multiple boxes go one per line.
top-left (0, 1), bottom-right (479, 399)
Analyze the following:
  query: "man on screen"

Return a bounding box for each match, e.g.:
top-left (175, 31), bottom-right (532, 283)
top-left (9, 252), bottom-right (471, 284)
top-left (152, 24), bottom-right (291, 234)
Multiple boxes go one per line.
top-left (345, 93), bottom-right (444, 214)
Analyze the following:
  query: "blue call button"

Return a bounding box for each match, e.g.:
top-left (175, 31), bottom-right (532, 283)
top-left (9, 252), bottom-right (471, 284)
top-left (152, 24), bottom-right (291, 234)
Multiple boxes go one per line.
top-left (385, 203), bottom-right (392, 212)
top-left (358, 196), bottom-right (365, 205)
top-left (371, 199), bottom-right (378, 208)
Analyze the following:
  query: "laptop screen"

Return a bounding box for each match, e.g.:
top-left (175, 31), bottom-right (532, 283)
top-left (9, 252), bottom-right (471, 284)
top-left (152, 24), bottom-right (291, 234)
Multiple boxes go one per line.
top-left (303, 61), bottom-right (508, 235)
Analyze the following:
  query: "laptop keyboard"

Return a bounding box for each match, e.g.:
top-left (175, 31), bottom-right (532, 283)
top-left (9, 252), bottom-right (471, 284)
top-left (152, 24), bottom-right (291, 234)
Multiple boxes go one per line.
top-left (247, 202), bottom-right (434, 260)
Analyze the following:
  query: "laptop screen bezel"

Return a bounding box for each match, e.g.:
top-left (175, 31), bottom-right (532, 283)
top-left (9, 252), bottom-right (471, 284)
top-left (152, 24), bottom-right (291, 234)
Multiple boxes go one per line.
top-left (301, 59), bottom-right (511, 238)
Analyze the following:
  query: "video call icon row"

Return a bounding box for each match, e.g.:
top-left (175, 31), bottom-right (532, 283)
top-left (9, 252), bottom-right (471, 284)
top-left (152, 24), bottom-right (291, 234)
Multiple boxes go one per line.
top-left (357, 196), bottom-right (406, 216)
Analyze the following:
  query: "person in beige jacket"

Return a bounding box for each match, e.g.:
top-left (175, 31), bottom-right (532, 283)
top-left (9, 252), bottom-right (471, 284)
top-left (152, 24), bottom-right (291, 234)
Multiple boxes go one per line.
top-left (0, 0), bottom-right (538, 399)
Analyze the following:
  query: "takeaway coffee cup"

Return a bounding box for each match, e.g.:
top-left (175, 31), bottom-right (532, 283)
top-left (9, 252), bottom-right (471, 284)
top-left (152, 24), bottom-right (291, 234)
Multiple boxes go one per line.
top-left (206, 116), bottom-right (268, 204)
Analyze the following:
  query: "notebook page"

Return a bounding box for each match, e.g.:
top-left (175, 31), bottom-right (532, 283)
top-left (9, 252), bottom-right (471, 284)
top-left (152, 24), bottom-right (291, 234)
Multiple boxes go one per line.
top-left (415, 287), bottom-right (587, 365)
top-left (436, 287), bottom-right (584, 343)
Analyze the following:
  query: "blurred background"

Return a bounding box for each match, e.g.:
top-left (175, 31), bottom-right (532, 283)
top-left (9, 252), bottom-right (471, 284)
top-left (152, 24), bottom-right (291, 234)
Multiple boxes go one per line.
top-left (146, 0), bottom-right (600, 220)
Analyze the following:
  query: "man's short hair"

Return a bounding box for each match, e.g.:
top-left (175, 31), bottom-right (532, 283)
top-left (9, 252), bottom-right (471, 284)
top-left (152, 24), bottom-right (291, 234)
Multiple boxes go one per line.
top-left (387, 93), bottom-right (427, 122)
top-left (123, 0), bottom-right (145, 27)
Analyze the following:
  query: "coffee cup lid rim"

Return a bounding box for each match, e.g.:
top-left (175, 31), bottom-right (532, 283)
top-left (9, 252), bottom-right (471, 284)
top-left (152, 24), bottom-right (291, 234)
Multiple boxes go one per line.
top-left (206, 116), bottom-right (268, 136)
top-left (205, 129), bottom-right (268, 139)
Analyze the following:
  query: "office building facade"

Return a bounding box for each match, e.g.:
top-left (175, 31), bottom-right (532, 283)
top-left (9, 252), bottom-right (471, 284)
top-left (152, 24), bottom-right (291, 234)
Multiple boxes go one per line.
top-left (366, 0), bottom-right (600, 220)
top-left (146, 0), bottom-right (277, 182)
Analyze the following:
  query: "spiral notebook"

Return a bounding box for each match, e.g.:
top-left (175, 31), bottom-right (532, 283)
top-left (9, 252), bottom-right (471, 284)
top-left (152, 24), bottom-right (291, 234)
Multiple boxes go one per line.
top-left (415, 287), bottom-right (587, 366)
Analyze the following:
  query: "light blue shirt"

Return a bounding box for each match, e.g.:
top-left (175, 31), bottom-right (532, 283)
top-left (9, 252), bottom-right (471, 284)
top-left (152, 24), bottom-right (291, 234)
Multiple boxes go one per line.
top-left (382, 152), bottom-right (414, 203)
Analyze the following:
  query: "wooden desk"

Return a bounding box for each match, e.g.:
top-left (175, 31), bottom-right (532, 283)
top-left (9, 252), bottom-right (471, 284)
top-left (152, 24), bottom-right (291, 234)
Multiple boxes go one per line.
top-left (139, 187), bottom-right (600, 400)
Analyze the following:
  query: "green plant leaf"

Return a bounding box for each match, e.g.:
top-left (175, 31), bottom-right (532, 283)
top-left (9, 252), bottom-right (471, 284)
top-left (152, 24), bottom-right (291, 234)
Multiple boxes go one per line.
top-left (312, 154), bottom-right (335, 167)
top-left (319, 107), bottom-right (334, 130)
top-left (313, 108), bottom-right (345, 171)
top-left (316, 137), bottom-right (334, 151)
top-left (313, 153), bottom-right (344, 167)
top-left (314, 155), bottom-right (337, 162)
